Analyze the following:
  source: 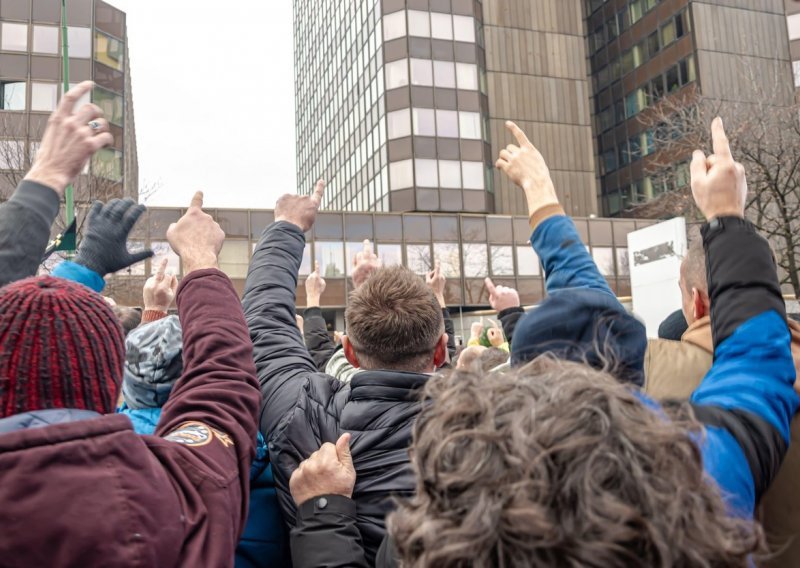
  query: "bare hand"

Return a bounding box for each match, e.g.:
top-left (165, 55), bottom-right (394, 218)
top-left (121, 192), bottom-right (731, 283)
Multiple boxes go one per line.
top-left (690, 118), bottom-right (747, 220)
top-left (351, 239), bottom-right (382, 289)
top-left (25, 81), bottom-right (113, 195)
top-left (426, 260), bottom-right (446, 307)
top-left (306, 261), bottom-right (326, 307)
top-left (290, 434), bottom-right (356, 506)
top-left (470, 319), bottom-right (484, 341)
top-left (485, 277), bottom-right (520, 312)
top-left (487, 320), bottom-right (505, 347)
top-left (275, 179), bottom-right (325, 232)
top-left (495, 121), bottom-right (560, 218)
top-left (334, 331), bottom-right (343, 345)
top-left (143, 258), bottom-right (178, 312)
top-left (166, 192), bottom-right (225, 274)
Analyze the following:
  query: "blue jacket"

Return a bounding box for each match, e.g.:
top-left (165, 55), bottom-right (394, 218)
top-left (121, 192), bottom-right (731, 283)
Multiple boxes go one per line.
top-left (513, 215), bottom-right (797, 517)
top-left (119, 407), bottom-right (290, 567)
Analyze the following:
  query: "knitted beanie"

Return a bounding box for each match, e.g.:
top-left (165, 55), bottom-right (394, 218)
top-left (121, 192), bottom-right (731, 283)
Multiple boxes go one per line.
top-left (0, 276), bottom-right (125, 418)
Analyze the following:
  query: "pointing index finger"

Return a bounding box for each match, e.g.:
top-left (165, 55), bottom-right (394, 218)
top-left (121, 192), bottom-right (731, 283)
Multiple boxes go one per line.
top-left (189, 191), bottom-right (204, 210)
top-left (711, 117), bottom-right (731, 159)
top-left (505, 121), bottom-right (532, 148)
top-left (311, 179), bottom-right (325, 207)
top-left (484, 277), bottom-right (496, 295)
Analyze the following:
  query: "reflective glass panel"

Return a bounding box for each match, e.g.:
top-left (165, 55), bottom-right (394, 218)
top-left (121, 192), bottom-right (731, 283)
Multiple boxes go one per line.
top-left (430, 13), bottom-right (453, 40)
top-left (433, 61), bottom-right (456, 88)
top-left (412, 107), bottom-right (436, 136)
top-left (452, 15), bottom-right (475, 42)
top-left (385, 58), bottom-right (409, 89)
top-left (415, 158), bottom-right (439, 186)
top-left (410, 58), bottom-right (433, 86)
top-left (516, 245), bottom-right (541, 276)
top-left (592, 247), bottom-right (615, 276)
top-left (490, 246), bottom-right (514, 276)
top-left (377, 243), bottom-right (402, 266)
top-left (33, 25), bottom-right (58, 54)
top-left (67, 27), bottom-right (92, 58)
top-left (31, 83), bottom-right (58, 112)
top-left (387, 108), bottom-right (411, 139)
top-left (1, 23), bottom-right (28, 51)
top-left (93, 87), bottom-right (123, 126)
top-left (462, 162), bottom-right (485, 190)
top-left (315, 242), bottom-right (346, 278)
top-left (436, 110), bottom-right (459, 138)
top-left (0, 82), bottom-right (26, 110)
top-left (390, 159), bottom-right (414, 190)
top-left (616, 248), bottom-right (630, 277)
top-left (151, 242), bottom-right (181, 276)
top-left (462, 243), bottom-right (488, 277)
top-left (458, 111), bottom-right (481, 139)
top-left (219, 240), bottom-right (251, 279)
top-left (434, 243), bottom-right (461, 276)
top-left (92, 148), bottom-right (123, 181)
top-left (0, 140), bottom-right (25, 170)
top-left (439, 160), bottom-right (462, 188)
top-left (95, 32), bottom-right (124, 71)
top-left (383, 11), bottom-right (407, 41)
top-left (407, 10), bottom-right (430, 37)
top-left (455, 63), bottom-right (478, 90)
top-left (407, 244), bottom-right (432, 274)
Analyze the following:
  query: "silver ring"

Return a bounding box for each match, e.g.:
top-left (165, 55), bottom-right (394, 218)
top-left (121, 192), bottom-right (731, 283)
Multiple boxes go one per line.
top-left (88, 120), bottom-right (101, 130)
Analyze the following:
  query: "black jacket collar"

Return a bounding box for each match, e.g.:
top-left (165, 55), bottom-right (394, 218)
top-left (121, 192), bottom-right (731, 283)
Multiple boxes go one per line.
top-left (349, 370), bottom-right (430, 402)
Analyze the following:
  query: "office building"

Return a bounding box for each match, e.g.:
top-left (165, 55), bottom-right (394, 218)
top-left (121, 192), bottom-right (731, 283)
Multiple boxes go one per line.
top-left (788, 0), bottom-right (800, 89)
top-left (0, 0), bottom-right (136, 202)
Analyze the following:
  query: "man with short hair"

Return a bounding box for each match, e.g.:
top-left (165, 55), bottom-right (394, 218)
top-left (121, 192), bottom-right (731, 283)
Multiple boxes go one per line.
top-left (244, 192), bottom-right (449, 562)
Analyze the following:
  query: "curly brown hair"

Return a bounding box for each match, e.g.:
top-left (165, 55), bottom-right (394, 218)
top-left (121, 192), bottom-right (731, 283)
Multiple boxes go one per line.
top-left (389, 356), bottom-right (764, 567)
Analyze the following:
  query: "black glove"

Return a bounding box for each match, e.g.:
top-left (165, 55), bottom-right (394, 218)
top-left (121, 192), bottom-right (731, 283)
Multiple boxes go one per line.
top-left (75, 199), bottom-right (154, 276)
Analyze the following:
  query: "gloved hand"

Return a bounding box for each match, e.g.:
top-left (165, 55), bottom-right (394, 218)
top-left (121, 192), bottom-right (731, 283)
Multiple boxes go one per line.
top-left (75, 199), bottom-right (153, 276)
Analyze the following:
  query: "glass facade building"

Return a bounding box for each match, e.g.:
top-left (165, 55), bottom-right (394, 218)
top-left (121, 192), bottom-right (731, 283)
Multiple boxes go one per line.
top-left (0, 0), bottom-right (136, 202)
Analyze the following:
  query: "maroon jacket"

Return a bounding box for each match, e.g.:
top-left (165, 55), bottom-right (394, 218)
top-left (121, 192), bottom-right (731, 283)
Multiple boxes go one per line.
top-left (0, 269), bottom-right (260, 567)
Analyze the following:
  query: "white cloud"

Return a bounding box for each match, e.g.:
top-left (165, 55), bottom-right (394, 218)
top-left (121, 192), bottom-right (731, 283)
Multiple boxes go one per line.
top-left (108, 0), bottom-right (298, 209)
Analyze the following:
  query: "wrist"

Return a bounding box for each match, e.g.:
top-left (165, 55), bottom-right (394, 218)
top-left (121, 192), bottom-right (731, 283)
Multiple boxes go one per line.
top-left (435, 293), bottom-right (446, 308)
top-left (24, 166), bottom-right (69, 197)
top-left (181, 253), bottom-right (218, 275)
top-left (307, 297), bottom-right (321, 307)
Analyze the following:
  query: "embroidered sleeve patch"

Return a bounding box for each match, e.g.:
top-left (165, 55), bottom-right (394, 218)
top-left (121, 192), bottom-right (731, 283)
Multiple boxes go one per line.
top-left (165, 421), bottom-right (236, 448)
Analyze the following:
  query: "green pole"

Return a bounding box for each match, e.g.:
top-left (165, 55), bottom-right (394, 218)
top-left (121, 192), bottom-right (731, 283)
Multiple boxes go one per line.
top-left (61, 0), bottom-right (74, 231)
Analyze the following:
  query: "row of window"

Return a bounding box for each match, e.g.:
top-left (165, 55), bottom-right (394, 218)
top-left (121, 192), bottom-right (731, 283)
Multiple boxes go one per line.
top-left (595, 55), bottom-right (696, 134)
top-left (593, 10), bottom-right (690, 92)
top-left (604, 163), bottom-right (689, 216)
top-left (0, 80), bottom-right (124, 125)
top-left (383, 10), bottom-right (477, 44)
top-left (389, 159), bottom-right (486, 191)
top-left (387, 108), bottom-right (483, 140)
top-left (144, 237), bottom-right (631, 282)
top-left (0, 138), bottom-right (122, 181)
top-left (385, 58), bottom-right (480, 91)
top-left (587, 0), bottom-right (663, 51)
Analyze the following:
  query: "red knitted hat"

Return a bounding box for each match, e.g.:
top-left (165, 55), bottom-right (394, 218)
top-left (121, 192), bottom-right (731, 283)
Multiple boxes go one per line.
top-left (0, 276), bottom-right (125, 418)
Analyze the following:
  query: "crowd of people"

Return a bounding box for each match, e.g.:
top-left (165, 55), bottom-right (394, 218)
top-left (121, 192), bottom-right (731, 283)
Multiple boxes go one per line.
top-left (0, 80), bottom-right (798, 567)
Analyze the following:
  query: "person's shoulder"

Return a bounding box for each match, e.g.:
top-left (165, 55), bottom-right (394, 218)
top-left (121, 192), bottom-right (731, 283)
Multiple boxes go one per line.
top-left (645, 338), bottom-right (713, 400)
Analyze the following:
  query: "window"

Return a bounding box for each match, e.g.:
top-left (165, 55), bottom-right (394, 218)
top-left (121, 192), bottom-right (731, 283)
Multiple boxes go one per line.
top-left (389, 159), bottom-right (413, 190)
top-left (439, 160), bottom-right (461, 188)
top-left (433, 61), bottom-right (456, 88)
top-left (490, 246), bottom-right (514, 276)
top-left (462, 161), bottom-right (485, 190)
top-left (412, 107), bottom-right (436, 136)
top-left (377, 244), bottom-right (402, 267)
top-left (218, 241), bottom-right (250, 278)
top-left (661, 21), bottom-right (676, 46)
top-left (415, 158), bottom-right (439, 186)
top-left (629, 0), bottom-right (643, 24)
top-left (430, 13), bottom-right (453, 40)
top-left (385, 58), bottom-right (409, 89)
top-left (67, 27), bottom-right (92, 58)
top-left (0, 140), bottom-right (25, 170)
top-left (456, 63), bottom-right (478, 90)
top-left (434, 243), bottom-right (460, 276)
top-left (315, 242), bottom-right (345, 278)
top-left (383, 11), bottom-right (407, 41)
top-left (33, 25), bottom-right (58, 54)
top-left (592, 247), bottom-right (616, 276)
top-left (407, 244), bottom-right (432, 274)
top-left (666, 64), bottom-right (680, 92)
top-left (151, 242), bottom-right (181, 276)
top-left (435, 110), bottom-right (459, 138)
top-left (387, 108), bottom-right (411, 139)
top-left (1, 23), bottom-right (28, 51)
top-left (516, 246), bottom-right (541, 276)
top-left (462, 243), bottom-right (488, 277)
top-left (407, 10), bottom-right (430, 37)
top-left (93, 87), bottom-right (123, 125)
top-left (616, 248), bottom-right (630, 276)
top-left (298, 244), bottom-right (312, 276)
top-left (452, 15), bottom-right (475, 43)
top-left (31, 83), bottom-right (58, 112)
top-left (410, 58), bottom-right (433, 86)
top-left (95, 32), bottom-right (124, 71)
top-left (93, 148), bottom-right (123, 180)
top-left (458, 111), bottom-right (481, 140)
top-left (794, 61), bottom-right (800, 88)
top-left (0, 81), bottom-right (26, 111)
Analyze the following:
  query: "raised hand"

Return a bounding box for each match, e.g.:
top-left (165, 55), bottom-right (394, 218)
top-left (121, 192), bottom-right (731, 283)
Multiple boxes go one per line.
top-left (289, 433), bottom-right (356, 506)
top-left (166, 192), bottom-right (225, 275)
top-left (426, 260), bottom-right (446, 308)
top-left (351, 239), bottom-right (382, 289)
top-left (143, 257), bottom-right (178, 312)
top-left (486, 319), bottom-right (505, 348)
top-left (485, 277), bottom-right (520, 312)
top-left (690, 117), bottom-right (747, 221)
top-left (75, 199), bottom-right (153, 277)
top-left (306, 261), bottom-right (326, 307)
top-left (470, 319), bottom-right (484, 342)
top-left (495, 121), bottom-right (560, 219)
top-left (275, 179), bottom-right (325, 233)
top-left (25, 81), bottom-right (114, 195)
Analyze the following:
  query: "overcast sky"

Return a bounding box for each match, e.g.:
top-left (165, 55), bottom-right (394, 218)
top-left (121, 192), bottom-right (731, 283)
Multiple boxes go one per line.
top-left (109, 0), bottom-right (297, 209)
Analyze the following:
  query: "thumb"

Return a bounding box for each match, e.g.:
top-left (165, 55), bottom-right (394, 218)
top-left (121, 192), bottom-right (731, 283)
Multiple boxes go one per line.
top-left (335, 433), bottom-right (353, 470)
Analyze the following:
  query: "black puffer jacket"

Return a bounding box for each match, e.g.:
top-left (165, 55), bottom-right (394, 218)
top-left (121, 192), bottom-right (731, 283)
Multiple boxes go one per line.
top-left (243, 221), bottom-right (431, 565)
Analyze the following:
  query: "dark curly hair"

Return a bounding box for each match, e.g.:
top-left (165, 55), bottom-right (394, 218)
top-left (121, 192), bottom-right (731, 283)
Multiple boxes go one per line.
top-left (389, 356), bottom-right (763, 567)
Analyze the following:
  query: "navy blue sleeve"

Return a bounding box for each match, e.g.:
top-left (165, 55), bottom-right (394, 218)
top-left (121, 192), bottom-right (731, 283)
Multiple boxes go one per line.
top-left (531, 215), bottom-right (616, 300)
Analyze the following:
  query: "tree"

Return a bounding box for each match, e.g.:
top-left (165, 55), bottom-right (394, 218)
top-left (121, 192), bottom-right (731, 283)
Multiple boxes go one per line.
top-left (626, 64), bottom-right (800, 297)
